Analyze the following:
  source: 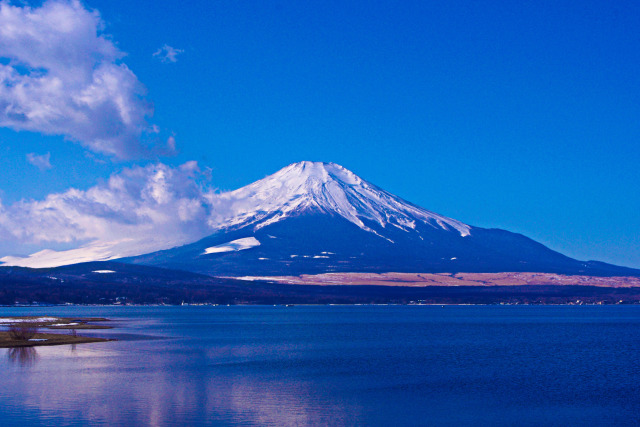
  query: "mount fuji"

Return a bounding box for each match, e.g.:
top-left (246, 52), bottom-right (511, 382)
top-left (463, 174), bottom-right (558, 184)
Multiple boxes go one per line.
top-left (123, 161), bottom-right (639, 277)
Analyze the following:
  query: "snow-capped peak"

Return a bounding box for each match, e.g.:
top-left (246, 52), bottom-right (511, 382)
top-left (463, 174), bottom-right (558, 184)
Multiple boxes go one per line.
top-left (209, 161), bottom-right (471, 237)
top-left (1, 161), bottom-right (471, 268)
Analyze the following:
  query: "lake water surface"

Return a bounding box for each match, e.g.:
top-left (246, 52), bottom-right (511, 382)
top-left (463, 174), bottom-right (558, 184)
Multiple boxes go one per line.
top-left (1, 305), bottom-right (639, 426)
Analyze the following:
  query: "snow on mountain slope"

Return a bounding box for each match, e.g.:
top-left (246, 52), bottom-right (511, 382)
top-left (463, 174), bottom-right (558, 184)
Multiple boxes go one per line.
top-left (7, 161), bottom-right (469, 267)
top-left (0, 236), bottom-right (193, 268)
top-left (209, 161), bottom-right (471, 238)
top-left (1, 241), bottom-right (125, 268)
top-left (8, 161), bottom-right (639, 276)
top-left (204, 237), bottom-right (260, 254)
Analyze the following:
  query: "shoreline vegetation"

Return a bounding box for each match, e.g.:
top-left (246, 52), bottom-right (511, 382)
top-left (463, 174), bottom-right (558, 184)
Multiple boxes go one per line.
top-left (2, 262), bottom-right (639, 305)
top-left (0, 317), bottom-right (114, 348)
top-left (1, 284), bottom-right (639, 306)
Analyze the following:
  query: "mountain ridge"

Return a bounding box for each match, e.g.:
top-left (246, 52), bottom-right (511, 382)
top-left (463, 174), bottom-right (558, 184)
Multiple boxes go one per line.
top-left (2, 161), bottom-right (637, 276)
top-left (122, 161), bottom-right (640, 277)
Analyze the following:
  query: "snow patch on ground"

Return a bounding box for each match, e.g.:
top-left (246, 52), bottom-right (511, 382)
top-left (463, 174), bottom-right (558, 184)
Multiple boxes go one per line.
top-left (0, 317), bottom-right (59, 324)
top-left (92, 270), bottom-right (116, 274)
top-left (232, 276), bottom-right (281, 282)
top-left (204, 237), bottom-right (260, 254)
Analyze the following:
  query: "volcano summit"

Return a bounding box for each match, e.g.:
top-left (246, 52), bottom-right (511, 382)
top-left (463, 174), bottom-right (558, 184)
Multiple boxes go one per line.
top-left (124, 161), bottom-right (639, 277)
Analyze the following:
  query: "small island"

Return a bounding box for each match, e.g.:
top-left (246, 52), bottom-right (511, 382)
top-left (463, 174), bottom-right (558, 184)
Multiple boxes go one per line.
top-left (0, 316), bottom-right (115, 348)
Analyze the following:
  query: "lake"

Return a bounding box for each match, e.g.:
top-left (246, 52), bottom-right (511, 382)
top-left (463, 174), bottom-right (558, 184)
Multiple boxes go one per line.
top-left (1, 305), bottom-right (639, 426)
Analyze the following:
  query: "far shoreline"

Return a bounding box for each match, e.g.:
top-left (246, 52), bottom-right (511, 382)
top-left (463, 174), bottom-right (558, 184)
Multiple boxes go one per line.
top-left (2, 301), bottom-right (640, 308)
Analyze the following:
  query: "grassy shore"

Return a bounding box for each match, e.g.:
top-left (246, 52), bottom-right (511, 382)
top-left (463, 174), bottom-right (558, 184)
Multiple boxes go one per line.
top-left (0, 316), bottom-right (115, 348)
top-left (0, 332), bottom-right (113, 348)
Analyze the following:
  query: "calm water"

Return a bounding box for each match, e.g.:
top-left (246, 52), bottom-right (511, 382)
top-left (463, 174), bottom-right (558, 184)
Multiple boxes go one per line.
top-left (1, 305), bottom-right (639, 426)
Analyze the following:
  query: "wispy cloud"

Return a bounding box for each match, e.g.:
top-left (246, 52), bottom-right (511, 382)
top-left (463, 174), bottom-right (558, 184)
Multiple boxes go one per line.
top-left (26, 152), bottom-right (52, 171)
top-left (153, 44), bottom-right (184, 63)
top-left (0, 0), bottom-right (173, 159)
top-left (0, 162), bottom-right (217, 267)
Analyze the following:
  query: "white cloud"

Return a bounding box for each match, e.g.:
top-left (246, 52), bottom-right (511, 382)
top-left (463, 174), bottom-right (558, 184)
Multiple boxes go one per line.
top-left (0, 0), bottom-right (171, 159)
top-left (153, 44), bottom-right (184, 63)
top-left (0, 162), bottom-right (217, 267)
top-left (26, 152), bottom-right (52, 170)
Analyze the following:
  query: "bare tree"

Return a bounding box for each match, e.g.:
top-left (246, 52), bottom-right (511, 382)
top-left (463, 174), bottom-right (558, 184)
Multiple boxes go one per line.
top-left (8, 324), bottom-right (38, 341)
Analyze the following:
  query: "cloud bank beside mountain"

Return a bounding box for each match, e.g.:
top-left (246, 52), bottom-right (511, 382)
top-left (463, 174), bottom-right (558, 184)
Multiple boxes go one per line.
top-left (0, 162), bottom-right (218, 267)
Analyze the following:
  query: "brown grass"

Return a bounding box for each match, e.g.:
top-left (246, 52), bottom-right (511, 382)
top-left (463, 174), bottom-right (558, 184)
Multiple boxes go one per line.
top-left (0, 316), bottom-right (115, 348)
top-left (248, 272), bottom-right (640, 288)
top-left (0, 331), bottom-right (113, 348)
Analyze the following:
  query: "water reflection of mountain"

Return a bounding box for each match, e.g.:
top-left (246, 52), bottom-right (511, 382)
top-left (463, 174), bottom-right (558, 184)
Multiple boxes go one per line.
top-left (7, 347), bottom-right (38, 367)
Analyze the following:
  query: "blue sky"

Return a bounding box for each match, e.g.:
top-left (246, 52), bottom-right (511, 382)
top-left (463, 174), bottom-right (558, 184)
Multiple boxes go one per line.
top-left (0, 0), bottom-right (639, 268)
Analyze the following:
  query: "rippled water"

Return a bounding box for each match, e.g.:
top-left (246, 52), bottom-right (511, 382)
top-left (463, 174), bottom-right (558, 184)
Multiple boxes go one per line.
top-left (1, 305), bottom-right (639, 426)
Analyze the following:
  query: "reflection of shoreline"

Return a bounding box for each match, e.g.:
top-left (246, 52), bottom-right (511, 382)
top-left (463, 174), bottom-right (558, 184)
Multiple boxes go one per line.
top-left (7, 347), bottom-right (38, 367)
